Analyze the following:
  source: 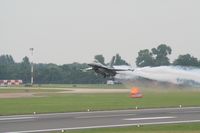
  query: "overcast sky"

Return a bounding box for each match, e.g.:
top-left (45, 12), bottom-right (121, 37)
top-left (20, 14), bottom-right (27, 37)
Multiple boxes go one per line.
top-left (0, 0), bottom-right (200, 65)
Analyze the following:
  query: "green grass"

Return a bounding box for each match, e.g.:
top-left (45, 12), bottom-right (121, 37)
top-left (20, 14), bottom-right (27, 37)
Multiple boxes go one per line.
top-left (1, 85), bottom-right (199, 132)
top-left (0, 90), bottom-right (200, 115)
top-left (60, 123), bottom-right (200, 133)
top-left (32, 84), bottom-right (126, 89)
top-left (0, 84), bottom-right (125, 91)
top-left (0, 88), bottom-right (62, 93)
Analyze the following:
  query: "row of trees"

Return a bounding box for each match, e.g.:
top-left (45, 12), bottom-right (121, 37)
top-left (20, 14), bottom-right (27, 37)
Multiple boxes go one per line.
top-left (1, 44), bottom-right (200, 84)
top-left (0, 56), bottom-right (106, 84)
top-left (136, 44), bottom-right (200, 67)
top-left (0, 54), bottom-right (128, 84)
top-left (0, 55), bottom-right (31, 83)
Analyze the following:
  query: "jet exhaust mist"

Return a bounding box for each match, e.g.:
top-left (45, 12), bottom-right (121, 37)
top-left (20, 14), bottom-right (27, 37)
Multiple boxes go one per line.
top-left (115, 66), bottom-right (200, 87)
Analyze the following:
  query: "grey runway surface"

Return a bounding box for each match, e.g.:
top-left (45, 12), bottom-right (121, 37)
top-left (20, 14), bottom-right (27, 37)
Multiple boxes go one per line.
top-left (1, 107), bottom-right (200, 133)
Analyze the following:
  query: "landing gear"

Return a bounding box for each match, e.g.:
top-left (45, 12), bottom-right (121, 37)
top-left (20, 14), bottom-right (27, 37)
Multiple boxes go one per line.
top-left (108, 76), bottom-right (115, 81)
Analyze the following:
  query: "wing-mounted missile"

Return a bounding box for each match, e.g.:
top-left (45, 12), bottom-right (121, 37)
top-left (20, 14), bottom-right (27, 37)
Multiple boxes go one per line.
top-left (81, 67), bottom-right (93, 72)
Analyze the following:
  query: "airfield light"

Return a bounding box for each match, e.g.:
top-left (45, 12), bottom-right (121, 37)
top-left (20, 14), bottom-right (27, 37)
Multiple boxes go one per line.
top-left (30, 48), bottom-right (34, 86)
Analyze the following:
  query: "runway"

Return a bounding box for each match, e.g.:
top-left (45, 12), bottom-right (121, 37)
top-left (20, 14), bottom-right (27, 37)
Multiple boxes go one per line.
top-left (1, 107), bottom-right (200, 133)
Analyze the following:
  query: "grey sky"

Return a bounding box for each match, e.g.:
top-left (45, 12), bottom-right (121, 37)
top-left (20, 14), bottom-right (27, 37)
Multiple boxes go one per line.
top-left (0, 0), bottom-right (200, 65)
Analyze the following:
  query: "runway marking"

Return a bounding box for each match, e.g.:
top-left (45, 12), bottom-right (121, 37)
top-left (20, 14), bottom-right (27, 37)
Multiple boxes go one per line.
top-left (5, 119), bottom-right (200, 133)
top-left (170, 111), bottom-right (200, 114)
top-left (124, 116), bottom-right (175, 121)
top-left (0, 117), bottom-right (35, 121)
top-left (2, 107), bottom-right (200, 133)
top-left (76, 114), bottom-right (135, 119)
top-left (1, 106), bottom-right (200, 118)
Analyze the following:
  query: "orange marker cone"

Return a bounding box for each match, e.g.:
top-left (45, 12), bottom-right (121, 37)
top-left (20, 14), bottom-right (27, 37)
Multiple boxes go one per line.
top-left (130, 87), bottom-right (143, 98)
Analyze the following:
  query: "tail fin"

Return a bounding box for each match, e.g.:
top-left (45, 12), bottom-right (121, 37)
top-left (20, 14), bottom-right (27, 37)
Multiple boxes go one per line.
top-left (109, 56), bottom-right (115, 68)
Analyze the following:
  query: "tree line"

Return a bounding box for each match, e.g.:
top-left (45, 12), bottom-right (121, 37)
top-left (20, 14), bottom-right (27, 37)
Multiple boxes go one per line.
top-left (0, 44), bottom-right (200, 84)
top-left (136, 44), bottom-right (200, 67)
top-left (0, 54), bottom-right (128, 84)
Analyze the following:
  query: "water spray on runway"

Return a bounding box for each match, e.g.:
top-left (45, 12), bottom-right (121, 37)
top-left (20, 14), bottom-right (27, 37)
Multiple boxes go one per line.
top-left (116, 66), bottom-right (200, 87)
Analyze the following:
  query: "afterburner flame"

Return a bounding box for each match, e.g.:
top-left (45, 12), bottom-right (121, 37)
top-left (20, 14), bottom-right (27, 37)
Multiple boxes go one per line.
top-left (130, 87), bottom-right (143, 98)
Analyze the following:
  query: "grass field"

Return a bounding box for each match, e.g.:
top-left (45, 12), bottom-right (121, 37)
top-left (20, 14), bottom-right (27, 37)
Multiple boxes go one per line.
top-left (0, 88), bottom-right (62, 93)
top-left (33, 84), bottom-right (126, 89)
top-left (0, 88), bottom-right (200, 115)
top-left (1, 85), bottom-right (200, 132)
top-left (61, 123), bottom-right (200, 133)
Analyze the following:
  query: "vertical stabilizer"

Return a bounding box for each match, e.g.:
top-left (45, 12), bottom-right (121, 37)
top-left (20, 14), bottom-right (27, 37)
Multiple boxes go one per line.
top-left (109, 56), bottom-right (115, 68)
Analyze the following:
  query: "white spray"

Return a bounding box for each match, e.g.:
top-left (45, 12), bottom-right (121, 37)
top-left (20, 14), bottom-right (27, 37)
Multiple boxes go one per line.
top-left (115, 66), bottom-right (200, 86)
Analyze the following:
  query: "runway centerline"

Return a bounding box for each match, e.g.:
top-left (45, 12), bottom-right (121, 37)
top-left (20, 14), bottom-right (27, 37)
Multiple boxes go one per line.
top-left (76, 113), bottom-right (135, 119)
top-left (0, 116), bottom-right (35, 121)
top-left (1, 107), bottom-right (200, 133)
top-left (124, 116), bottom-right (175, 121)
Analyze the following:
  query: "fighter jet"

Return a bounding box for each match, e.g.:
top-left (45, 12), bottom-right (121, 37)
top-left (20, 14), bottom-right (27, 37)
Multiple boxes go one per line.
top-left (82, 56), bottom-right (134, 78)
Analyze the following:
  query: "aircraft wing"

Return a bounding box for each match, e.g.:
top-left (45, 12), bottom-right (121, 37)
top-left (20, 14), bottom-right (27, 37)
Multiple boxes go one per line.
top-left (92, 64), bottom-right (134, 72)
top-left (112, 66), bottom-right (134, 72)
top-left (113, 68), bottom-right (134, 71)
